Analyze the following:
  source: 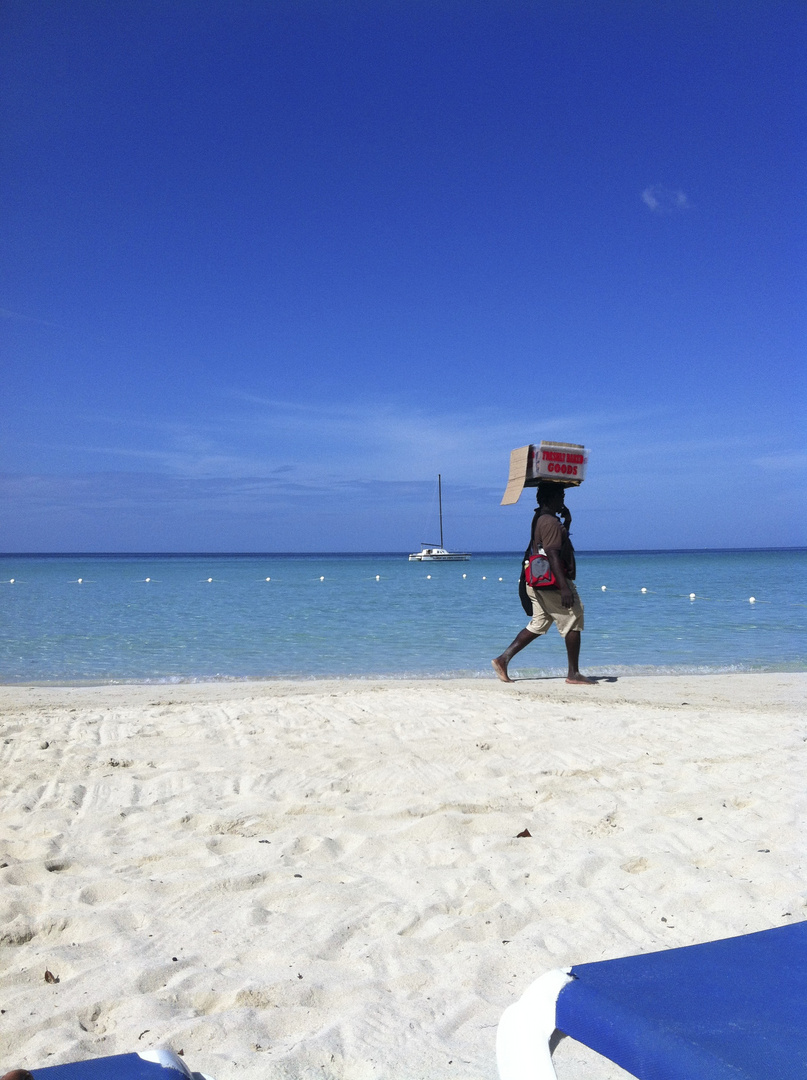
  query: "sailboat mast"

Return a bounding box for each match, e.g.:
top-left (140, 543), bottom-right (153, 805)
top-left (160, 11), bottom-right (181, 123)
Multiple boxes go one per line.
top-left (438, 474), bottom-right (443, 548)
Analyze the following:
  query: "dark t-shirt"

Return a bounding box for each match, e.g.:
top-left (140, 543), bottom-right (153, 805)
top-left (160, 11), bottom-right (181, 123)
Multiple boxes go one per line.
top-left (532, 513), bottom-right (576, 580)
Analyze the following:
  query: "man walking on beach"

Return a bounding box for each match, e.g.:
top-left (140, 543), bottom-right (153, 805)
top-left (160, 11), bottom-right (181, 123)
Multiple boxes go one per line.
top-left (492, 482), bottom-right (593, 685)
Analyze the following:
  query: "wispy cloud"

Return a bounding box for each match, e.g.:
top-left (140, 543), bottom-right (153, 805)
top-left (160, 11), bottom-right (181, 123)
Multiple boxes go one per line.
top-left (198, 393), bottom-right (659, 484)
top-left (0, 306), bottom-right (64, 328)
top-left (641, 185), bottom-right (690, 213)
top-left (753, 451), bottom-right (807, 471)
top-left (29, 395), bottom-right (653, 486)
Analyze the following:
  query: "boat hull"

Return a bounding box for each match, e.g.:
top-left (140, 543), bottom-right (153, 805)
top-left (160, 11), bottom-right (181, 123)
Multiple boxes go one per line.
top-left (409, 550), bottom-right (470, 561)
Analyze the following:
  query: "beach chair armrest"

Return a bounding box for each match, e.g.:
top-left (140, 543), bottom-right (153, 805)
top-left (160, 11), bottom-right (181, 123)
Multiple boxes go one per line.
top-left (496, 968), bottom-right (574, 1080)
top-left (138, 1051), bottom-right (216, 1080)
top-left (137, 1050), bottom-right (192, 1076)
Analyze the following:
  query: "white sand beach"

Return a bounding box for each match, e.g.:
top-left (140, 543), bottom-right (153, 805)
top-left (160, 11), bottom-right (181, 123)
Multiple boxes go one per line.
top-left (1, 673), bottom-right (805, 1079)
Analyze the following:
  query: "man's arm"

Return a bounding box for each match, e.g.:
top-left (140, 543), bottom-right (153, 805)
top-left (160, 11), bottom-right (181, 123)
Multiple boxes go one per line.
top-left (546, 548), bottom-right (574, 608)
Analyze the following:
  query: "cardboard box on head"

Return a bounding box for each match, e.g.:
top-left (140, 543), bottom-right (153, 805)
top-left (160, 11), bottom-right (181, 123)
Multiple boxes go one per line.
top-left (501, 442), bottom-right (590, 505)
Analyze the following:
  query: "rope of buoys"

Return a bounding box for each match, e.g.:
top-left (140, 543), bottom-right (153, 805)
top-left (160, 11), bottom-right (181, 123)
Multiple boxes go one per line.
top-left (0, 572), bottom-right (799, 607)
top-left (596, 587), bottom-right (786, 605)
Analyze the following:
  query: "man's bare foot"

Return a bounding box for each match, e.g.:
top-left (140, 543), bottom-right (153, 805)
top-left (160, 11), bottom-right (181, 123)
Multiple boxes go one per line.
top-left (566, 673), bottom-right (595, 684)
top-left (492, 657), bottom-right (514, 683)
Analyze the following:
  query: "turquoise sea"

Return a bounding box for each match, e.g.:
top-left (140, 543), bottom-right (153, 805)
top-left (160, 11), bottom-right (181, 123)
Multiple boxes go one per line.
top-left (0, 550), bottom-right (804, 683)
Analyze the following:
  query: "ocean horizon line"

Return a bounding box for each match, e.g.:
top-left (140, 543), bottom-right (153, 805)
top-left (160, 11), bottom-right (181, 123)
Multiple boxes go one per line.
top-left (2, 547), bottom-right (805, 558)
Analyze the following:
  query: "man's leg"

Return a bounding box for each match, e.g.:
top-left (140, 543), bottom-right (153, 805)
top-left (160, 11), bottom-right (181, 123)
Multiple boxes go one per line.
top-left (492, 628), bottom-right (539, 683)
top-left (563, 630), bottom-right (594, 684)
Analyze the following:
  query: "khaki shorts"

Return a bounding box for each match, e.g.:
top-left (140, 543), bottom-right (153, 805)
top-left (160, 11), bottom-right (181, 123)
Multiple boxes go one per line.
top-left (526, 582), bottom-right (584, 637)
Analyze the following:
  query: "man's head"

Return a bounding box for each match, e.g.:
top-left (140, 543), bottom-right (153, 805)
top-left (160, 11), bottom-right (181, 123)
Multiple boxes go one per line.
top-left (536, 482), bottom-right (566, 511)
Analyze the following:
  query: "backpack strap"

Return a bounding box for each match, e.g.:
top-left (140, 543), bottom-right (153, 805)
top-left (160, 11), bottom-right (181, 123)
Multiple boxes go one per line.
top-left (518, 507), bottom-right (542, 617)
top-left (527, 506), bottom-right (541, 558)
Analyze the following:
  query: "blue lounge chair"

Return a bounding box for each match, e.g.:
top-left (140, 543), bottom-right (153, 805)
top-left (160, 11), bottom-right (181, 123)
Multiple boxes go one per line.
top-left (28, 1047), bottom-right (214, 1079)
top-left (497, 921), bottom-right (807, 1080)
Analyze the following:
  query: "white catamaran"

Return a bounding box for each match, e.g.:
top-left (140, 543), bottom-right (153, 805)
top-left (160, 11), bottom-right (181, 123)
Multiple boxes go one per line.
top-left (408, 474), bottom-right (470, 561)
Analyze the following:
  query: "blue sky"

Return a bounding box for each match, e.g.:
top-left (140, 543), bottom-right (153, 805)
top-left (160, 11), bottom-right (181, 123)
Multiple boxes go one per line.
top-left (2, 0), bottom-right (804, 552)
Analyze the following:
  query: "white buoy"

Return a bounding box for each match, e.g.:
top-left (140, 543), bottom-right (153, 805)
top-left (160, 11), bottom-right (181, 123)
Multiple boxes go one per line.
top-left (601, 585), bottom-right (607, 591)
top-left (319, 576), bottom-right (325, 582)
top-left (641, 587), bottom-right (647, 594)
top-left (689, 593), bottom-right (696, 600)
top-left (498, 577), bottom-right (503, 581)
top-left (265, 577), bottom-right (271, 582)
top-left (145, 577), bottom-right (151, 583)
top-left (749, 596), bottom-right (756, 604)
top-left (426, 574), bottom-right (431, 579)
top-left (77, 578), bottom-right (83, 584)
top-left (207, 578), bottom-right (213, 583)
top-left (9, 579), bottom-right (14, 584)
top-left (375, 575), bottom-right (380, 581)
top-left (462, 573), bottom-right (466, 579)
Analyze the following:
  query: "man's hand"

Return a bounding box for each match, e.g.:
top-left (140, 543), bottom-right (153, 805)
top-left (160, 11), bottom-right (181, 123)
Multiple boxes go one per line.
top-left (560, 585), bottom-right (574, 608)
top-left (560, 504), bottom-right (572, 530)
